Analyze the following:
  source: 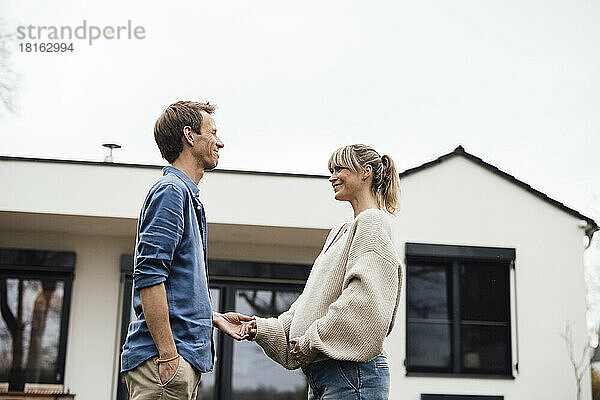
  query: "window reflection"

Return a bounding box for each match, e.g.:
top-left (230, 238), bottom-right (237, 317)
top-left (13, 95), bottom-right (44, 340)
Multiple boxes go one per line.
top-left (0, 278), bottom-right (65, 384)
top-left (460, 262), bottom-right (509, 322)
top-left (407, 323), bottom-right (451, 370)
top-left (232, 289), bottom-right (307, 400)
top-left (461, 325), bottom-right (509, 373)
top-left (407, 263), bottom-right (452, 320)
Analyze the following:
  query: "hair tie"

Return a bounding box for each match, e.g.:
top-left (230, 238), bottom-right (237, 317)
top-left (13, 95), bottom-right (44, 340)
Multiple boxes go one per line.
top-left (381, 155), bottom-right (389, 167)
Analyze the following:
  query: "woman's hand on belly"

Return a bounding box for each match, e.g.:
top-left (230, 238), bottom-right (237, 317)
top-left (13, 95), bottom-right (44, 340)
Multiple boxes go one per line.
top-left (290, 337), bottom-right (316, 367)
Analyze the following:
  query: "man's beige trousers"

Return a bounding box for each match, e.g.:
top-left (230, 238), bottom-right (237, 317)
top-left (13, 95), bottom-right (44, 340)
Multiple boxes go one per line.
top-left (124, 356), bottom-right (201, 400)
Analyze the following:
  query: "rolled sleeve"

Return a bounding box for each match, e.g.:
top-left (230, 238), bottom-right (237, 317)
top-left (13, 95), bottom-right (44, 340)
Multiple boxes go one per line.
top-left (133, 183), bottom-right (186, 290)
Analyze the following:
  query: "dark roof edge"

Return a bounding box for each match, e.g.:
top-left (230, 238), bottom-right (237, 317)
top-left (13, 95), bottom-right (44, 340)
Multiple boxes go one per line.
top-left (0, 155), bottom-right (329, 179)
top-left (399, 146), bottom-right (599, 236)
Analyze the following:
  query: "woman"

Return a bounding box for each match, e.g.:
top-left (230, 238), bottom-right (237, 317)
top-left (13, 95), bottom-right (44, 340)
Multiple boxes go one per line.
top-left (242, 144), bottom-right (402, 400)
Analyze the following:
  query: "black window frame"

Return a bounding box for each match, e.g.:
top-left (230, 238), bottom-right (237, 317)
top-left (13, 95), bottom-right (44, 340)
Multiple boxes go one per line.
top-left (405, 243), bottom-right (515, 379)
top-left (0, 248), bottom-right (75, 391)
top-left (117, 256), bottom-right (310, 400)
top-left (116, 255), bottom-right (134, 400)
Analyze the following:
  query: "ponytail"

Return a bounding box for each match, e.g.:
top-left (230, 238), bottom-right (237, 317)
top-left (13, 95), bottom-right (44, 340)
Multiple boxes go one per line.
top-left (378, 155), bottom-right (400, 214)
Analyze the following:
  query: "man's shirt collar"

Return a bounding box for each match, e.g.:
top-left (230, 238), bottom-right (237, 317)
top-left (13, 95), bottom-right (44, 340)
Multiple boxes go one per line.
top-left (163, 166), bottom-right (200, 197)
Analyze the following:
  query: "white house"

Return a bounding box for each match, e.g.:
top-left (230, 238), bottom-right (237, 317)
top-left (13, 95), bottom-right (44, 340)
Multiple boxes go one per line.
top-left (0, 146), bottom-right (596, 400)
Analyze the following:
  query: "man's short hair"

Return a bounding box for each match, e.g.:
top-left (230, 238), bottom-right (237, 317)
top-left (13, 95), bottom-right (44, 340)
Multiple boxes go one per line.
top-left (154, 101), bottom-right (216, 164)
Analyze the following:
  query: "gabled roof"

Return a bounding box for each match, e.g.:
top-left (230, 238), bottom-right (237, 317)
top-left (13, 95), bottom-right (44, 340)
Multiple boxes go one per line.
top-left (399, 145), bottom-right (598, 240)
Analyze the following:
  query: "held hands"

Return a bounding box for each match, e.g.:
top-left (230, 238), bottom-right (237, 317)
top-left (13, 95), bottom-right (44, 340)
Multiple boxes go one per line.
top-left (239, 319), bottom-right (257, 340)
top-left (213, 312), bottom-right (255, 340)
top-left (290, 338), bottom-right (314, 368)
top-left (159, 313), bottom-right (255, 382)
top-left (238, 322), bottom-right (314, 368)
top-left (213, 313), bottom-right (313, 368)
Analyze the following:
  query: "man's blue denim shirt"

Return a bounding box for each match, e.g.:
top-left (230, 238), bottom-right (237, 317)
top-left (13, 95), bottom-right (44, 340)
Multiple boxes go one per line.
top-left (121, 166), bottom-right (213, 373)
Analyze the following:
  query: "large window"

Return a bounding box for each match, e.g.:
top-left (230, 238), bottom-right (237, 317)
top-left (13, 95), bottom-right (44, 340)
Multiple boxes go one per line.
top-left (195, 287), bottom-right (221, 399)
top-left (231, 288), bottom-right (307, 400)
top-left (405, 243), bottom-right (514, 378)
top-left (0, 248), bottom-right (75, 391)
top-left (118, 257), bottom-right (310, 400)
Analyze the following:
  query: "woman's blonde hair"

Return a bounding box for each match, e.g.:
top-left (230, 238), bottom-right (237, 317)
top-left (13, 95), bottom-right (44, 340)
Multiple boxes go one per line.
top-left (328, 144), bottom-right (400, 214)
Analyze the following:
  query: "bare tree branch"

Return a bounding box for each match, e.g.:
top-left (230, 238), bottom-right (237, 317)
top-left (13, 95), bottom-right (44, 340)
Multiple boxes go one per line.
top-left (0, 279), bottom-right (17, 336)
top-left (562, 320), bottom-right (594, 400)
top-left (0, 22), bottom-right (17, 115)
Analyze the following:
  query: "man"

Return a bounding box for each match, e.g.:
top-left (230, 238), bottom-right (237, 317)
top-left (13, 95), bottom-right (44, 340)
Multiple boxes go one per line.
top-left (121, 101), bottom-right (252, 399)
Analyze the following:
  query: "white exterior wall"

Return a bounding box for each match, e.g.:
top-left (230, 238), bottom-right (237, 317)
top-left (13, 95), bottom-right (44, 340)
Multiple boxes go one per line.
top-left (0, 157), bottom-right (591, 399)
top-left (391, 156), bottom-right (589, 400)
top-left (0, 160), bottom-right (349, 228)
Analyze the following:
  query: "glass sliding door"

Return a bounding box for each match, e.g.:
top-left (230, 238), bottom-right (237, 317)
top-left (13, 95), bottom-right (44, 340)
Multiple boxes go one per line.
top-left (117, 256), bottom-right (311, 400)
top-left (231, 288), bottom-right (307, 400)
top-left (196, 287), bottom-right (220, 400)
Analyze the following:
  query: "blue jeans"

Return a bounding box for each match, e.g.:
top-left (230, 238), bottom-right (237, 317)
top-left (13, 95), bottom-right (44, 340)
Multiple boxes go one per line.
top-left (302, 354), bottom-right (390, 400)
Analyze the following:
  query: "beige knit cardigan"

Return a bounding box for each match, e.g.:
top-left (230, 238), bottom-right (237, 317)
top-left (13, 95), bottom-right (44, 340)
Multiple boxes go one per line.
top-left (253, 208), bottom-right (402, 370)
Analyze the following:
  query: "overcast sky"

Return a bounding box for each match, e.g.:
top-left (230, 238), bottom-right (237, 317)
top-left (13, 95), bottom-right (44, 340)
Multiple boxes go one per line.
top-left (2, 0), bottom-right (600, 329)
